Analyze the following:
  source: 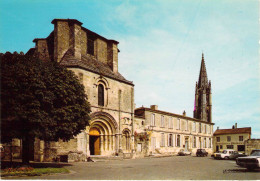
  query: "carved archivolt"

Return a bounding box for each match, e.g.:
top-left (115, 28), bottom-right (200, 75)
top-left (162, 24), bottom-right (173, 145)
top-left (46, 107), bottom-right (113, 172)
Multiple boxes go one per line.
top-left (94, 76), bottom-right (110, 89)
top-left (90, 111), bottom-right (118, 130)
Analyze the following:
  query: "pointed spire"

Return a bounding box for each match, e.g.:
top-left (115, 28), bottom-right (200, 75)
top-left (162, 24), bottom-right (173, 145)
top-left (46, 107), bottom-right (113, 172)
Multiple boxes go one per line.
top-left (198, 53), bottom-right (208, 88)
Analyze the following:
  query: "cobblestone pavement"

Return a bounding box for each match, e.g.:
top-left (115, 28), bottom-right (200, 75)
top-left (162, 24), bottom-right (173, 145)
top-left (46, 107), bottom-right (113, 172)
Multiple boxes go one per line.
top-left (5, 156), bottom-right (260, 180)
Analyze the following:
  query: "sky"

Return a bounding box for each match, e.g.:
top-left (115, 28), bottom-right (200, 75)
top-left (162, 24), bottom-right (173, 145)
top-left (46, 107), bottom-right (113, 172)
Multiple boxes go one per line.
top-left (0, 0), bottom-right (259, 138)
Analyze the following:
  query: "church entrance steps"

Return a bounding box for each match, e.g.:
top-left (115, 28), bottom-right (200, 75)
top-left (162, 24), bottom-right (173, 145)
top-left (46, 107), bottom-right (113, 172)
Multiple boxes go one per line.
top-left (123, 153), bottom-right (132, 159)
top-left (89, 155), bottom-right (123, 162)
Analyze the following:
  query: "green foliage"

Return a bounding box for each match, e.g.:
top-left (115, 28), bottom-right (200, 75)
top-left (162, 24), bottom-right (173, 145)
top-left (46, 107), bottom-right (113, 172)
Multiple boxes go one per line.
top-left (1, 167), bottom-right (69, 177)
top-left (1, 52), bottom-right (91, 143)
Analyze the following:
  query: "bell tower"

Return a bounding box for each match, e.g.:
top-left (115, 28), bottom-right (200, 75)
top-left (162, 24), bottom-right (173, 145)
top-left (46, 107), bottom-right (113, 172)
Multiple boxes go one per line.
top-left (193, 53), bottom-right (212, 122)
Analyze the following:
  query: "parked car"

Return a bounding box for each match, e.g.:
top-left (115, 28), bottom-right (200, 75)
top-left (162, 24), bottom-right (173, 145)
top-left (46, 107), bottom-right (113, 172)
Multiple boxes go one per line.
top-left (196, 149), bottom-right (208, 157)
top-left (214, 149), bottom-right (235, 160)
top-left (236, 149), bottom-right (260, 170)
top-left (178, 149), bottom-right (191, 156)
top-left (211, 151), bottom-right (220, 158)
top-left (229, 151), bottom-right (247, 160)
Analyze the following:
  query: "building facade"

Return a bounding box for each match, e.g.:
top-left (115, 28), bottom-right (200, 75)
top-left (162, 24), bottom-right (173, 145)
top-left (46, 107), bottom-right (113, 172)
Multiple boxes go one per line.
top-left (213, 124), bottom-right (251, 153)
top-left (133, 56), bottom-right (214, 156)
top-left (27, 19), bottom-right (135, 161)
top-left (134, 105), bottom-right (214, 156)
top-left (5, 19), bottom-right (214, 161)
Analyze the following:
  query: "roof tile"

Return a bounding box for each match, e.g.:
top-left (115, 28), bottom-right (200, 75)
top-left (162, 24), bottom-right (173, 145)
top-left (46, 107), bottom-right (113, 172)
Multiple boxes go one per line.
top-left (213, 127), bottom-right (251, 135)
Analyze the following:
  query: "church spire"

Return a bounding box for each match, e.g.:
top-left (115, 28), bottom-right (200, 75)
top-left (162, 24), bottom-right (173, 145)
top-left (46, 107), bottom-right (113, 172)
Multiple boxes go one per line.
top-left (193, 53), bottom-right (212, 123)
top-left (198, 53), bottom-right (208, 88)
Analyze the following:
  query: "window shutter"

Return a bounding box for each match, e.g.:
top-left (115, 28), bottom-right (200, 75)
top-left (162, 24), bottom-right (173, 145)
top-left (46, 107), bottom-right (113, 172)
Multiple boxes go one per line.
top-left (175, 134), bottom-right (177, 147)
top-left (167, 134), bottom-right (169, 146)
top-left (173, 134), bottom-right (175, 147)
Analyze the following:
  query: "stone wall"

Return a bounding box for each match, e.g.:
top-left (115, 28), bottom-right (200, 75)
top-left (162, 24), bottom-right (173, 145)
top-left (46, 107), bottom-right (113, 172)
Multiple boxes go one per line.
top-left (245, 139), bottom-right (260, 155)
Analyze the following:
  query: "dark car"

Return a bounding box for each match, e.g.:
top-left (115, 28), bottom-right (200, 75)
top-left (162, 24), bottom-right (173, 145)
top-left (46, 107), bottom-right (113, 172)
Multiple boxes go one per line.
top-left (196, 149), bottom-right (208, 157)
top-left (229, 151), bottom-right (247, 160)
top-left (236, 149), bottom-right (260, 170)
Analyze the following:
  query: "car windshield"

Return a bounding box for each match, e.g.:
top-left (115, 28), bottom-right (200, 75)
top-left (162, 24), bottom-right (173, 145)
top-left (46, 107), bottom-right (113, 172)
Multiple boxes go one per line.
top-left (222, 150), bottom-right (227, 154)
top-left (250, 151), bottom-right (260, 156)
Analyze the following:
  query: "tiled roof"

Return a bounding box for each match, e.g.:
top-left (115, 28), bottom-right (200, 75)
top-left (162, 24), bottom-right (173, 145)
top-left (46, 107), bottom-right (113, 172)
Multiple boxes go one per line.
top-left (213, 127), bottom-right (251, 135)
top-left (135, 107), bottom-right (215, 125)
top-left (60, 53), bottom-right (134, 86)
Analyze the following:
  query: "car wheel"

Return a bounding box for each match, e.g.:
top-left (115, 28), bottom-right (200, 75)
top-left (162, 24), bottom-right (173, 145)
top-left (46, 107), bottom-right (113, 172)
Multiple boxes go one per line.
top-left (224, 156), bottom-right (229, 160)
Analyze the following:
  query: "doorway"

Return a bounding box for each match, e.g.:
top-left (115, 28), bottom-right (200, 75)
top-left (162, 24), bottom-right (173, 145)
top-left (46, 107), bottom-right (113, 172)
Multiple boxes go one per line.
top-left (89, 128), bottom-right (100, 155)
top-left (216, 146), bottom-right (219, 152)
top-left (185, 137), bottom-right (189, 151)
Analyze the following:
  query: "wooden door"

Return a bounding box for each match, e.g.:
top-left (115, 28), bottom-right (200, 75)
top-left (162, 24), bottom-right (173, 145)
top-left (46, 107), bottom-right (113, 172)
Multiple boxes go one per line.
top-left (89, 128), bottom-right (100, 155)
top-left (94, 136), bottom-right (100, 155)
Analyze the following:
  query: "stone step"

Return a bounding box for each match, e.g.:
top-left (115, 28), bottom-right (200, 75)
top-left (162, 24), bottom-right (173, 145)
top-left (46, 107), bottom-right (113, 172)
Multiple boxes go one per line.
top-left (89, 155), bottom-right (124, 162)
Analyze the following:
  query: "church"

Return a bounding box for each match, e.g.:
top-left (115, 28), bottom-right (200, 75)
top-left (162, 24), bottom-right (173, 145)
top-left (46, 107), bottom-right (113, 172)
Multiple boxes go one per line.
top-left (12, 19), bottom-right (214, 161)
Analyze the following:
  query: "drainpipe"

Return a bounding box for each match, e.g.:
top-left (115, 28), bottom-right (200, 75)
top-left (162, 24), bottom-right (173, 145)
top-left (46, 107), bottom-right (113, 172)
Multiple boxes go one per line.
top-left (118, 90), bottom-right (122, 152)
top-left (131, 87), bottom-right (135, 154)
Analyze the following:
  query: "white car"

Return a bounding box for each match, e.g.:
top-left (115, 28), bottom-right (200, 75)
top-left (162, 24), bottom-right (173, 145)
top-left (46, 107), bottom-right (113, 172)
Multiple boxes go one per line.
top-left (178, 149), bottom-right (191, 156)
top-left (214, 149), bottom-right (235, 160)
top-left (236, 149), bottom-right (260, 170)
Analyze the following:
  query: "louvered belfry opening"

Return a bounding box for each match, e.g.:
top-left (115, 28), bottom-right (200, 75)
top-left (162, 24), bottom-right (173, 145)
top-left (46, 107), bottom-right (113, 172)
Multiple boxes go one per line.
top-left (98, 84), bottom-right (104, 106)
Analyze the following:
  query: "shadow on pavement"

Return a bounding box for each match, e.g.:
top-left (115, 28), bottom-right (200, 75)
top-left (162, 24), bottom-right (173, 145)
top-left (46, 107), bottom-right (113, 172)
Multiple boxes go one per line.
top-left (1, 161), bottom-right (72, 169)
top-left (223, 168), bottom-right (260, 173)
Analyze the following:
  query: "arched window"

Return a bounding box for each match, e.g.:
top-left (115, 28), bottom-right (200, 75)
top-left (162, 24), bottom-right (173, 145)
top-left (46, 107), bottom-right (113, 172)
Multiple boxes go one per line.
top-left (98, 84), bottom-right (104, 106)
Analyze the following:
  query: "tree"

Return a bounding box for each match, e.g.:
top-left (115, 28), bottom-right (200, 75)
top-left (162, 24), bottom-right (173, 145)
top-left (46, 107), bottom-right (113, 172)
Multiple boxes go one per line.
top-left (1, 52), bottom-right (91, 164)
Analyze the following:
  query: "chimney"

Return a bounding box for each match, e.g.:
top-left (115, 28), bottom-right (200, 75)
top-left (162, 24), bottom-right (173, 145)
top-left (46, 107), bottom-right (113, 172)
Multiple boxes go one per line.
top-left (235, 123), bottom-right (237, 129)
top-left (217, 127), bottom-right (219, 130)
top-left (150, 105), bottom-right (158, 110)
top-left (183, 110), bottom-right (186, 116)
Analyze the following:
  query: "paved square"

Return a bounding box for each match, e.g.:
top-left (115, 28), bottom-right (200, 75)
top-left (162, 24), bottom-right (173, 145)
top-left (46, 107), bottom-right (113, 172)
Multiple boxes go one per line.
top-left (7, 156), bottom-right (260, 180)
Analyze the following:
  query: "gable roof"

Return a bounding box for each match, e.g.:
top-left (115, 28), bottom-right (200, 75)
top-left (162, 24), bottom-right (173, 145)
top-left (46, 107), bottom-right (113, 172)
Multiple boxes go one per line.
top-left (213, 127), bottom-right (251, 135)
top-left (135, 107), bottom-right (214, 125)
top-left (60, 53), bottom-right (134, 86)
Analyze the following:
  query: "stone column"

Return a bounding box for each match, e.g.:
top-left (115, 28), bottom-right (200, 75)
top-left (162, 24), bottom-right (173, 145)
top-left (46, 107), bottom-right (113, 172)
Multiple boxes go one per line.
top-left (112, 135), bottom-right (115, 151)
top-left (116, 134), bottom-right (119, 153)
top-left (109, 135), bottom-right (112, 151)
top-left (39, 140), bottom-right (44, 162)
top-left (100, 135), bottom-right (103, 155)
top-left (86, 134), bottom-right (89, 156)
top-left (103, 135), bottom-right (106, 152)
top-left (107, 135), bottom-right (110, 151)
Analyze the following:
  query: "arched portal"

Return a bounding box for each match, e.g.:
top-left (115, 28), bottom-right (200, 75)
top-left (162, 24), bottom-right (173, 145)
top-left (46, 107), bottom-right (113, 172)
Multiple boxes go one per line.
top-left (88, 112), bottom-right (118, 156)
top-left (122, 129), bottom-right (131, 152)
top-left (89, 128), bottom-right (100, 155)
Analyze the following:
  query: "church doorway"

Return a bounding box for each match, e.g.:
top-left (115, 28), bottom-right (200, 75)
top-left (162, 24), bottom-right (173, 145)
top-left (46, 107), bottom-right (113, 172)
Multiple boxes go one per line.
top-left (89, 128), bottom-right (100, 155)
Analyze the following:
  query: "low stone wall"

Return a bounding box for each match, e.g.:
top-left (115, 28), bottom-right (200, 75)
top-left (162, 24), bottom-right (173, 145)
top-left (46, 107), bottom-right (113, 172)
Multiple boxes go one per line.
top-left (245, 139), bottom-right (260, 155)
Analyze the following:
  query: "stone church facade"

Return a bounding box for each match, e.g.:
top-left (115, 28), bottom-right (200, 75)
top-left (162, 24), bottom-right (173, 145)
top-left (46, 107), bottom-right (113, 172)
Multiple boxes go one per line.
top-left (7, 19), bottom-right (214, 162)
